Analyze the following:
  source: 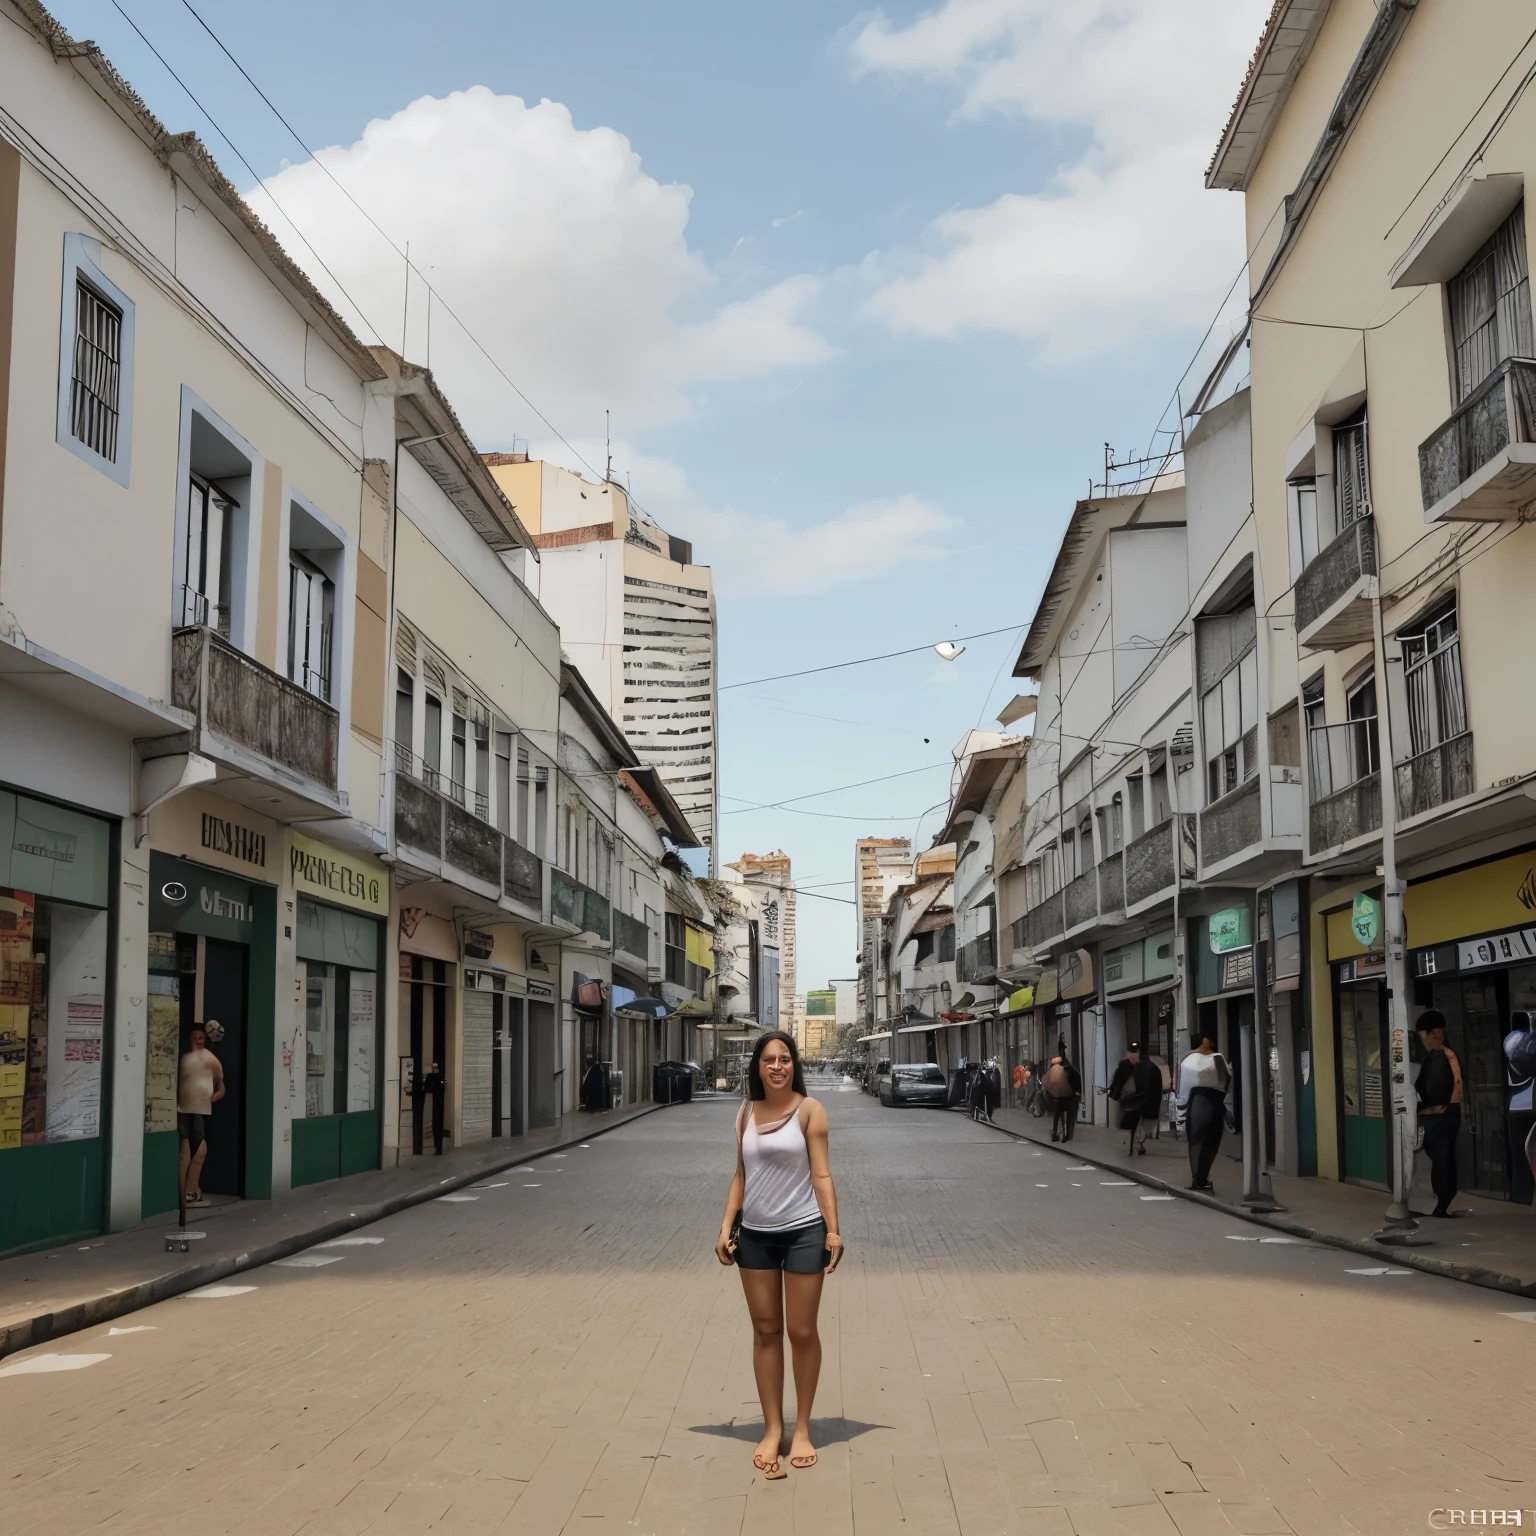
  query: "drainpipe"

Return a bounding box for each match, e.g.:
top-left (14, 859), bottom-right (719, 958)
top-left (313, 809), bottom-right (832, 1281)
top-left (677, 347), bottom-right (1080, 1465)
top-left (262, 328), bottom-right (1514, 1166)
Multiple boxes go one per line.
top-left (1370, 588), bottom-right (1425, 1245)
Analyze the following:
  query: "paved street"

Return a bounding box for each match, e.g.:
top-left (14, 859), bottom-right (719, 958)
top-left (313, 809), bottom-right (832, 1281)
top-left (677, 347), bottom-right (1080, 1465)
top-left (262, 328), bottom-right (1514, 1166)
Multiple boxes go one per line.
top-left (5, 1082), bottom-right (1535, 1536)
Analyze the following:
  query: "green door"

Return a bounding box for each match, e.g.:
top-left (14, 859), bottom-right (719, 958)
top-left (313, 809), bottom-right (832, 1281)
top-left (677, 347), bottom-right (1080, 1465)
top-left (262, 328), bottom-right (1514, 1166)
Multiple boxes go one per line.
top-left (1338, 981), bottom-right (1389, 1187)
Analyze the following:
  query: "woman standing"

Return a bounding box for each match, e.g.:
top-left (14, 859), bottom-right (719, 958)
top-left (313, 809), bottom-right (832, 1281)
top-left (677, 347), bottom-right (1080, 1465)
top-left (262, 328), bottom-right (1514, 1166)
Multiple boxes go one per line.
top-left (716, 1031), bottom-right (843, 1480)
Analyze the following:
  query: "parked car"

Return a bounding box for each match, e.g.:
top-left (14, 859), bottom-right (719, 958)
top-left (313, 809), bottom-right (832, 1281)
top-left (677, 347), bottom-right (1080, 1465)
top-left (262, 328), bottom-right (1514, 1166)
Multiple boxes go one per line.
top-left (880, 1062), bottom-right (949, 1108)
top-left (865, 1057), bottom-right (891, 1096)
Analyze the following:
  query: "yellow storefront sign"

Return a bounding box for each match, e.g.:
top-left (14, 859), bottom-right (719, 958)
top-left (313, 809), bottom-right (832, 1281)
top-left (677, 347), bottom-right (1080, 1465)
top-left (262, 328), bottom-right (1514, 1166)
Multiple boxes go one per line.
top-left (289, 830), bottom-right (389, 916)
top-left (685, 923), bottom-right (714, 973)
top-left (1326, 846), bottom-right (1536, 959)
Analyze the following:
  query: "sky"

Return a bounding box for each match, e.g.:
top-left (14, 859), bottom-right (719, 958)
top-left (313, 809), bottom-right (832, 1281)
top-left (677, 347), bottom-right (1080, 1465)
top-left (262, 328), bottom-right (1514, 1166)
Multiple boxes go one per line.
top-left (54, 0), bottom-right (1270, 996)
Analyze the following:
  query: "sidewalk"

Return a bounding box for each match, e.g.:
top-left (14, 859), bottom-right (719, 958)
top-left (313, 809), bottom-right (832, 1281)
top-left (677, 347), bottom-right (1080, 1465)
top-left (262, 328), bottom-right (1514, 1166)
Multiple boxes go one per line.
top-left (0, 1101), bottom-right (662, 1360)
top-left (986, 1103), bottom-right (1536, 1297)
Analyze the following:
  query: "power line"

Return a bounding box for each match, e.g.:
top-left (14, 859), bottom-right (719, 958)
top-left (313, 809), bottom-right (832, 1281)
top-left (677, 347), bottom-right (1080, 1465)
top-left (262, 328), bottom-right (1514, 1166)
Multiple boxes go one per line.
top-left (720, 626), bottom-right (1028, 691)
top-left (719, 762), bottom-right (949, 815)
top-left (172, 0), bottom-right (606, 483)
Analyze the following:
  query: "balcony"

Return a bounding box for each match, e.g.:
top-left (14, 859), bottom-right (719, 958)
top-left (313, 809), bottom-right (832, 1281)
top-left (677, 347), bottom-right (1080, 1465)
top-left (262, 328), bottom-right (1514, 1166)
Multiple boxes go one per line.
top-left (1024, 892), bottom-right (1065, 953)
top-left (393, 768), bottom-right (544, 913)
top-left (1419, 357), bottom-right (1536, 522)
top-left (956, 932), bottom-right (997, 985)
top-left (1124, 816), bottom-right (1189, 910)
top-left (1307, 718), bottom-right (1382, 853)
top-left (1199, 775), bottom-right (1262, 871)
top-left (169, 625), bottom-right (338, 790)
top-left (552, 868), bottom-right (611, 943)
top-left (1064, 868), bottom-right (1098, 930)
top-left (1295, 516), bottom-right (1377, 650)
top-left (613, 909), bottom-right (650, 966)
top-left (1395, 731), bottom-right (1474, 820)
top-left (1098, 850), bottom-right (1124, 917)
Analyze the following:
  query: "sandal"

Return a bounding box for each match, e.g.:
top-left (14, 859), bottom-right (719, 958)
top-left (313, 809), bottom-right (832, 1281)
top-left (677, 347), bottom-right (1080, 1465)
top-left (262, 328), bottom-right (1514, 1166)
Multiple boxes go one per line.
top-left (789, 1452), bottom-right (818, 1469)
top-left (759, 1458), bottom-right (786, 1480)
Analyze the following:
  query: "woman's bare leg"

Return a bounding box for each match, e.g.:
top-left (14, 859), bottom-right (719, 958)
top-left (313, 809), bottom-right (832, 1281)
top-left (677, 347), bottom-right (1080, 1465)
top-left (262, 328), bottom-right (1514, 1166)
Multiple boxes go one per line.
top-left (739, 1268), bottom-right (786, 1469)
top-left (784, 1270), bottom-right (825, 1466)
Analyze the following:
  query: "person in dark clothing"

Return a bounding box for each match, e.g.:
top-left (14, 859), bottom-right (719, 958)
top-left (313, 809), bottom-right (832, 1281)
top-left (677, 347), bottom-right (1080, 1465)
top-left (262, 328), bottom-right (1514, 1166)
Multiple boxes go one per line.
top-left (1043, 1045), bottom-right (1082, 1143)
top-left (1176, 1030), bottom-right (1231, 1191)
top-left (1416, 1011), bottom-right (1464, 1217)
top-left (1108, 1042), bottom-right (1164, 1155)
top-left (415, 1061), bottom-right (448, 1155)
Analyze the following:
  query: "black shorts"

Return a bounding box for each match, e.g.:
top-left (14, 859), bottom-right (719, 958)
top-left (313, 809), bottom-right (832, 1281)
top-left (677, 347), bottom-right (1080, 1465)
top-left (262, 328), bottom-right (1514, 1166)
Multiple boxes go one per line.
top-left (736, 1219), bottom-right (829, 1274)
top-left (177, 1112), bottom-right (206, 1152)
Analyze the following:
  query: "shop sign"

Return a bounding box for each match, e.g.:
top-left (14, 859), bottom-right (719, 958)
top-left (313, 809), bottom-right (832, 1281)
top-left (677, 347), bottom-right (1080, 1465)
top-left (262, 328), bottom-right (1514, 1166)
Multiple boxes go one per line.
top-left (463, 928), bottom-right (494, 960)
top-left (1103, 940), bottom-right (1143, 994)
top-left (1351, 891), bottom-right (1381, 948)
top-left (201, 811), bottom-right (267, 869)
top-left (1059, 947), bottom-right (1094, 1000)
top-left (526, 979), bottom-right (554, 1001)
top-left (1035, 967), bottom-right (1059, 1005)
top-left (149, 852), bottom-right (256, 942)
top-left (1208, 907), bottom-right (1249, 954)
top-left (1220, 949), bottom-right (1254, 991)
top-left (289, 831), bottom-right (388, 916)
top-left (1459, 926), bottom-right (1536, 972)
top-left (1005, 986), bottom-right (1034, 1014)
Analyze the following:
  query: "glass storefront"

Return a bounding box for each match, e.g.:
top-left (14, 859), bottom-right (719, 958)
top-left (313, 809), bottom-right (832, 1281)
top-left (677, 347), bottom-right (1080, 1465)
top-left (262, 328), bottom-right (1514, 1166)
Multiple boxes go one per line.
top-left (0, 790), bottom-right (114, 1255)
top-left (1335, 972), bottom-right (1388, 1188)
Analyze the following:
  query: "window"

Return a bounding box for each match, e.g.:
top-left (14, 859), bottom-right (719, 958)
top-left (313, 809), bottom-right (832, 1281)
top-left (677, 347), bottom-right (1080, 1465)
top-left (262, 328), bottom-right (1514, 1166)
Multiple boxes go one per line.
top-left (1448, 203), bottom-right (1532, 403)
top-left (57, 234), bottom-right (135, 485)
top-left (394, 669), bottom-right (414, 772)
top-left (422, 693), bottom-right (442, 786)
top-left (1287, 477), bottom-right (1321, 581)
top-left (1333, 408), bottom-right (1371, 531)
top-left (1078, 814), bottom-right (1093, 872)
top-left (1401, 600), bottom-right (1467, 757)
top-left (517, 747), bottom-right (532, 845)
top-left (1149, 761), bottom-right (1171, 826)
top-left (1060, 830), bottom-right (1075, 883)
top-left (936, 923), bottom-right (956, 963)
top-left (1202, 646), bottom-right (1259, 802)
top-left (287, 552), bottom-right (334, 700)
top-left (1098, 794), bottom-right (1123, 856)
top-left (1347, 674), bottom-right (1380, 780)
top-left (495, 731), bottom-right (513, 834)
top-left (181, 474), bottom-right (233, 634)
top-left (1126, 774), bottom-right (1145, 840)
top-left (450, 713), bottom-right (467, 803)
top-left (70, 280), bottom-right (122, 461)
top-left (1303, 675), bottom-right (1330, 796)
top-left (474, 722), bottom-right (490, 820)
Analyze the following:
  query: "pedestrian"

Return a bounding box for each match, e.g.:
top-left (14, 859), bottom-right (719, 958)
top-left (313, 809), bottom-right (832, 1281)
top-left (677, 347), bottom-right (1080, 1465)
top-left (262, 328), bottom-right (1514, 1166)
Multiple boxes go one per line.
top-left (1108, 1042), bottom-right (1163, 1156)
top-left (1416, 1010), bottom-right (1464, 1218)
top-left (417, 1060), bottom-right (447, 1155)
top-left (1176, 1029), bottom-right (1230, 1191)
top-left (1043, 1044), bottom-right (1081, 1143)
top-left (716, 1030), bottom-right (843, 1480)
top-left (177, 1024), bottom-right (224, 1208)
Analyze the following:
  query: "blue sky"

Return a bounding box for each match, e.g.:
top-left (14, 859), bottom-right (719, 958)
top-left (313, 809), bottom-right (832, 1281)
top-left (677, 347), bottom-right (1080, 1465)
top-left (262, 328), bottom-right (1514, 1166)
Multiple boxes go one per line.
top-left (55, 0), bottom-right (1269, 995)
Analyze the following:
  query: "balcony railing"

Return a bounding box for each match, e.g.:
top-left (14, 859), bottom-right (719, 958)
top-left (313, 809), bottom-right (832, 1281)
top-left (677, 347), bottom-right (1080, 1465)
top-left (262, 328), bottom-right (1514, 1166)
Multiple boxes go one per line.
top-left (1395, 731), bottom-right (1474, 819)
top-left (171, 625), bottom-right (338, 789)
top-left (1419, 356), bottom-right (1536, 520)
top-left (1295, 515), bottom-right (1377, 645)
top-left (1098, 850), bottom-right (1124, 916)
top-left (956, 932), bottom-right (997, 984)
top-left (392, 744), bottom-right (488, 820)
top-left (1307, 719), bottom-right (1381, 850)
top-left (393, 769), bottom-right (544, 911)
top-left (1124, 817), bottom-right (1185, 909)
top-left (552, 868), bottom-right (611, 942)
top-left (613, 909), bottom-right (650, 962)
top-left (1024, 892), bottom-right (1065, 952)
top-left (1199, 775), bottom-right (1262, 869)
top-left (1065, 868), bottom-right (1098, 930)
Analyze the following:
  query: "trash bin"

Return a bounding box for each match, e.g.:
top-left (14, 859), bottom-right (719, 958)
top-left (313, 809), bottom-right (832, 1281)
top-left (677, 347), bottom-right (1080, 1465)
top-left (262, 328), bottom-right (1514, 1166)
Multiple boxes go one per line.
top-left (653, 1061), bottom-right (693, 1104)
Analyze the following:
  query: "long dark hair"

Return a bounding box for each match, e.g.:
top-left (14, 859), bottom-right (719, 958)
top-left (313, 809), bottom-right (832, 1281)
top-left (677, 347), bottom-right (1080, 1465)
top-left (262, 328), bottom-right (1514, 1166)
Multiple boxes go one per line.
top-left (746, 1030), bottom-right (807, 1100)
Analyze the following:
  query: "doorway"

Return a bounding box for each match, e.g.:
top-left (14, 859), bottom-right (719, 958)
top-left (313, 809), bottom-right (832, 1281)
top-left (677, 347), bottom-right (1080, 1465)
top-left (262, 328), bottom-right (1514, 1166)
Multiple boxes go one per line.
top-left (186, 934), bottom-right (248, 1198)
top-left (528, 1000), bottom-right (557, 1128)
top-left (1336, 978), bottom-right (1388, 1187)
top-left (404, 956), bottom-right (450, 1155)
top-left (492, 995), bottom-right (525, 1138)
top-left (1431, 971), bottom-right (1519, 1200)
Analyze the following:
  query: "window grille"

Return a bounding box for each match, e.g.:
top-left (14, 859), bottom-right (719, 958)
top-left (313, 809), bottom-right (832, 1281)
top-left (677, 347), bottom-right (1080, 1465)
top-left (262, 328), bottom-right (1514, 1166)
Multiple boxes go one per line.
top-left (1333, 412), bottom-right (1371, 530)
top-left (1448, 203), bottom-right (1533, 403)
top-left (1401, 603), bottom-right (1467, 756)
top-left (70, 280), bottom-right (122, 461)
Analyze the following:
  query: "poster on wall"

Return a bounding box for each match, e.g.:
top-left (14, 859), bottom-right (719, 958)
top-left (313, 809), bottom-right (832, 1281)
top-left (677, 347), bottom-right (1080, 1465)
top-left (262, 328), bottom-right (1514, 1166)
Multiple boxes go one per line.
top-left (347, 972), bottom-right (375, 1113)
top-left (44, 907), bottom-right (108, 1142)
top-left (144, 977), bottom-right (180, 1134)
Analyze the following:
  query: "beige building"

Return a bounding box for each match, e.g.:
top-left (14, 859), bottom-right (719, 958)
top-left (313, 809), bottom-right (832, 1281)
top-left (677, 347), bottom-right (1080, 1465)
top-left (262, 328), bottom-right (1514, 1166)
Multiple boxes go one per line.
top-left (855, 836), bottom-right (912, 1033)
top-left (484, 455), bottom-right (718, 865)
top-left (1203, 0), bottom-right (1536, 1203)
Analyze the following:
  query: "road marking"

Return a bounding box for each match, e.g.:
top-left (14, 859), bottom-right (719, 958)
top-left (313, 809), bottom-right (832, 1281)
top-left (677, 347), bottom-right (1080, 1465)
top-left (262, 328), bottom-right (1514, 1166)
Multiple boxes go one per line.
top-left (1035, 1183), bottom-right (1049, 1187)
top-left (1345, 1267), bottom-right (1413, 1276)
top-left (1225, 1235), bottom-right (1259, 1242)
top-left (1070, 1182), bottom-right (1082, 1187)
top-left (1259, 1236), bottom-right (1302, 1244)
top-left (551, 1154), bottom-right (568, 1158)
top-left (1141, 1195), bottom-right (1174, 1201)
top-left (437, 1194), bottom-right (478, 1202)
top-left (107, 1326), bottom-right (157, 1336)
top-left (1501, 1311), bottom-right (1536, 1323)
top-left (0, 1352), bottom-right (111, 1377)
top-left (1100, 1181), bottom-right (1136, 1187)
top-left (579, 1144), bottom-right (591, 1148)
top-left (274, 1254), bottom-right (343, 1268)
top-left (471, 1183), bottom-right (509, 1189)
top-left (315, 1237), bottom-right (384, 1247)
top-left (1064, 1165), bottom-right (1095, 1171)
top-left (523, 1183), bottom-right (542, 1187)
top-left (185, 1285), bottom-right (256, 1298)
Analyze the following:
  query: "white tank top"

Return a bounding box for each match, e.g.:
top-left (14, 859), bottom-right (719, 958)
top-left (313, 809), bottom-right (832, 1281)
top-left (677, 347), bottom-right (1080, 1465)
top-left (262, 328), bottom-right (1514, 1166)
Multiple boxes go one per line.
top-left (740, 1100), bottom-right (822, 1232)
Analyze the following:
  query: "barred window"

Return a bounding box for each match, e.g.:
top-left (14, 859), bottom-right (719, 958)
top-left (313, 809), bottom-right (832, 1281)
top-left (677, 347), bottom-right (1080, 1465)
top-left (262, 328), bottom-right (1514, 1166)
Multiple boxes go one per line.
top-left (1448, 203), bottom-right (1532, 403)
top-left (1401, 601), bottom-right (1467, 757)
top-left (70, 279), bottom-right (122, 461)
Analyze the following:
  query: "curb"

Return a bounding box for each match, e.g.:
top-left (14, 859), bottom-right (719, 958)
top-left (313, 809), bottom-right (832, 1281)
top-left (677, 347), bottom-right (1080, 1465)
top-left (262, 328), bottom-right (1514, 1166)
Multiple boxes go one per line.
top-left (977, 1112), bottom-right (1536, 1300)
top-left (0, 1102), bottom-right (667, 1361)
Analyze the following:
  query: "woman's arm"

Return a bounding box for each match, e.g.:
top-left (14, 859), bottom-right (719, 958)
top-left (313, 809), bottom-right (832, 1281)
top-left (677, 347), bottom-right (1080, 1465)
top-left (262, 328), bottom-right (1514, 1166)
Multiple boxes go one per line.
top-left (802, 1099), bottom-right (843, 1273)
top-left (715, 1103), bottom-right (747, 1265)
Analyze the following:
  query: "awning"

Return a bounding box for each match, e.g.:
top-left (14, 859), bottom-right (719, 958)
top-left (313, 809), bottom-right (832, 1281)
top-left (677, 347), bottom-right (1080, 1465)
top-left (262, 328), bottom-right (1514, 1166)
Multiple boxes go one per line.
top-left (858, 1031), bottom-right (891, 1045)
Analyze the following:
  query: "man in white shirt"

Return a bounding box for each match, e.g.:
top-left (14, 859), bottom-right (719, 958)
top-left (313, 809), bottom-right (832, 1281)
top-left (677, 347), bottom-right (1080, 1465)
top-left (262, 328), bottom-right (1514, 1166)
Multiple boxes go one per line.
top-left (178, 1024), bottom-right (225, 1207)
top-left (1176, 1029), bottom-right (1231, 1192)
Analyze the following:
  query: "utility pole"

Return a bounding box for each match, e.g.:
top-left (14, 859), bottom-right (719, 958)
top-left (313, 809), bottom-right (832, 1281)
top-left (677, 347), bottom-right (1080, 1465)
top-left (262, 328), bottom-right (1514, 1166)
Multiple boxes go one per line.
top-left (1371, 590), bottom-right (1425, 1245)
top-left (1243, 888), bottom-right (1284, 1212)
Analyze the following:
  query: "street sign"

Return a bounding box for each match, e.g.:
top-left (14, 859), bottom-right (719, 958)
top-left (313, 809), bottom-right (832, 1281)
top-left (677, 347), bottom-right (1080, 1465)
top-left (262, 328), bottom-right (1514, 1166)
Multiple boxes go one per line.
top-left (1352, 891), bottom-right (1382, 948)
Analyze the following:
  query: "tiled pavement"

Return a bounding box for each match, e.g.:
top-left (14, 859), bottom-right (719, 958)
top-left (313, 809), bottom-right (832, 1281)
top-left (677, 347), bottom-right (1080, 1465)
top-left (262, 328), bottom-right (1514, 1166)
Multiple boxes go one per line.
top-left (4, 1081), bottom-right (1535, 1536)
top-left (986, 1100), bottom-right (1536, 1294)
top-left (0, 1101), bottom-right (659, 1357)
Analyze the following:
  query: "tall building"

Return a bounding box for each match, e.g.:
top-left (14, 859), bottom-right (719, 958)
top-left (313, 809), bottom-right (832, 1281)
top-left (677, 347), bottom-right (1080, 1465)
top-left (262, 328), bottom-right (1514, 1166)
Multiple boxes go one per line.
top-left (484, 455), bottom-right (718, 866)
top-left (729, 851), bottom-right (797, 1034)
top-left (855, 838), bottom-right (912, 1031)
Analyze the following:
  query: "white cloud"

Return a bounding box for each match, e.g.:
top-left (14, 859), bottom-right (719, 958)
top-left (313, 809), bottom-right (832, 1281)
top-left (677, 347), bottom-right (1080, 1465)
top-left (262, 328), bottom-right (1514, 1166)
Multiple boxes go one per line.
top-left (847, 0), bottom-right (1272, 358)
top-left (550, 441), bottom-right (956, 600)
top-left (246, 87), bottom-right (834, 439)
